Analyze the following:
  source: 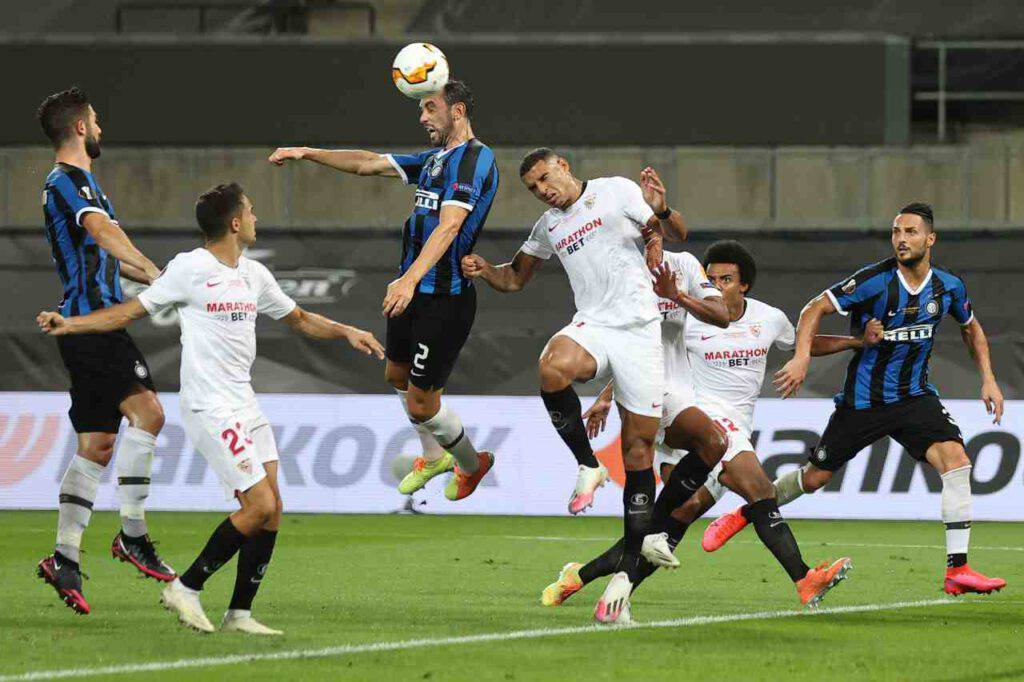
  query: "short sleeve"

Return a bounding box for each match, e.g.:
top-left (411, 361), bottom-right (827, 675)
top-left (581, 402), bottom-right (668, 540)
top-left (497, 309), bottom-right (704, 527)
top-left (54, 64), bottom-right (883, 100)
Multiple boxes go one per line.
top-left (385, 150), bottom-right (435, 185)
top-left (824, 266), bottom-right (887, 317)
top-left (252, 262), bottom-right (297, 320)
top-left (137, 255), bottom-right (190, 314)
top-left (51, 173), bottom-right (108, 227)
top-left (520, 216), bottom-right (555, 260)
top-left (949, 276), bottom-right (974, 326)
top-left (442, 145), bottom-right (496, 212)
top-left (678, 252), bottom-right (720, 300)
top-left (615, 177), bottom-right (655, 229)
top-left (773, 309), bottom-right (796, 351)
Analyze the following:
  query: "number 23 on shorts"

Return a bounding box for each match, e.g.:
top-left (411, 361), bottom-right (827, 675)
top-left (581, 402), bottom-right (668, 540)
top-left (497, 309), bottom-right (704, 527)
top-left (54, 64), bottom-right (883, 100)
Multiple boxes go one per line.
top-left (220, 421), bottom-right (253, 457)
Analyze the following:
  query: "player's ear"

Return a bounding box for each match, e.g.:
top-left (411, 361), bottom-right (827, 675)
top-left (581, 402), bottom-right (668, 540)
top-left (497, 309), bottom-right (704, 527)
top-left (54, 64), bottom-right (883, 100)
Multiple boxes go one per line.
top-left (926, 230), bottom-right (936, 248)
top-left (556, 156), bottom-right (570, 174)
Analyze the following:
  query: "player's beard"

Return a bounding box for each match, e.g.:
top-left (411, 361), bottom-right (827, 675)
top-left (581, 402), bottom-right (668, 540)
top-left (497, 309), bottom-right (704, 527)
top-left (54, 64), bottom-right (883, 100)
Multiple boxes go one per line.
top-left (434, 115), bottom-right (455, 147)
top-left (897, 248), bottom-right (925, 267)
top-left (84, 133), bottom-right (102, 159)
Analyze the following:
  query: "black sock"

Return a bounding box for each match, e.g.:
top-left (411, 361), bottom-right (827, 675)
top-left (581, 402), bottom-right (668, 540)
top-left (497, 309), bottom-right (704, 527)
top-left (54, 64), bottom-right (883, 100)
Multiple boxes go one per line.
top-left (179, 517), bottom-right (248, 591)
top-left (541, 386), bottom-right (599, 468)
top-left (746, 499), bottom-right (809, 582)
top-left (229, 530), bottom-right (278, 610)
top-left (617, 468), bottom-right (656, 582)
top-left (579, 539), bottom-right (624, 585)
top-left (947, 553), bottom-right (967, 568)
top-left (652, 453), bottom-right (712, 522)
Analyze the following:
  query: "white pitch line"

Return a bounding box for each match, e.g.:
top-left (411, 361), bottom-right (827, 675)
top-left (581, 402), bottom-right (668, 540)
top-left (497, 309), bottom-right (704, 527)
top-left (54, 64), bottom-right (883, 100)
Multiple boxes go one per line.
top-left (500, 535), bottom-right (1024, 552)
top-left (0, 599), bottom-right (959, 682)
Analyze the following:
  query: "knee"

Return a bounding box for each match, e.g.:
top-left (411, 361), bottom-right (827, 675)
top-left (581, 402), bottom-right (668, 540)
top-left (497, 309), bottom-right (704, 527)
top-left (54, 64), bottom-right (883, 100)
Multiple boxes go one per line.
top-left (622, 435), bottom-right (655, 469)
top-left (249, 495), bottom-right (277, 528)
top-left (81, 438), bottom-right (116, 466)
top-left (538, 353), bottom-right (574, 391)
top-left (130, 396), bottom-right (165, 435)
top-left (801, 465), bottom-right (831, 493)
top-left (936, 445), bottom-right (971, 473)
top-left (406, 393), bottom-right (439, 423)
top-left (705, 429), bottom-right (729, 462)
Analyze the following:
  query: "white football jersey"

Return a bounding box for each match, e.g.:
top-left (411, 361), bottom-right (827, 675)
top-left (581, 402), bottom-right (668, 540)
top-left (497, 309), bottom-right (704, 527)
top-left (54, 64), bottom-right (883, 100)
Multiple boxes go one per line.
top-left (658, 250), bottom-right (721, 392)
top-left (685, 297), bottom-right (795, 432)
top-left (137, 248), bottom-right (297, 410)
top-left (520, 176), bottom-right (658, 328)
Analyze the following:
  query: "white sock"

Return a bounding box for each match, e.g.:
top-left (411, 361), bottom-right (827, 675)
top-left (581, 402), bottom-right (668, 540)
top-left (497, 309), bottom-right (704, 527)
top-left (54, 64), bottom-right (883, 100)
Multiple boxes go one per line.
top-left (396, 389), bottom-right (445, 463)
top-left (772, 468), bottom-right (806, 506)
top-left (116, 426), bottom-right (156, 537)
top-left (56, 456), bottom-right (104, 563)
top-left (941, 465), bottom-right (972, 565)
top-left (420, 403), bottom-right (479, 473)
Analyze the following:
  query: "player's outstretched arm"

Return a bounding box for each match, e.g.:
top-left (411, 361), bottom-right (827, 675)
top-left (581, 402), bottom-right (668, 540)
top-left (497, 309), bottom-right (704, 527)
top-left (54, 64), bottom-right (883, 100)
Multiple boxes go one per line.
top-left (810, 318), bottom-right (883, 356)
top-left (37, 299), bottom-right (149, 336)
top-left (773, 293), bottom-right (835, 398)
top-left (651, 263), bottom-right (729, 327)
top-left (281, 306), bottom-right (384, 359)
top-left (268, 147), bottom-right (399, 177)
top-left (640, 167), bottom-right (686, 241)
top-left (461, 250), bottom-right (543, 293)
top-left (960, 317), bottom-right (1004, 424)
top-left (81, 213), bottom-right (161, 282)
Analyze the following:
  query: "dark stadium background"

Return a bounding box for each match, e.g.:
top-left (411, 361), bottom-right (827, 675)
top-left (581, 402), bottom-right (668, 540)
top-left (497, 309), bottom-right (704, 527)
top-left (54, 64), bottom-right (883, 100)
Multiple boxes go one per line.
top-left (1, 0), bottom-right (1021, 401)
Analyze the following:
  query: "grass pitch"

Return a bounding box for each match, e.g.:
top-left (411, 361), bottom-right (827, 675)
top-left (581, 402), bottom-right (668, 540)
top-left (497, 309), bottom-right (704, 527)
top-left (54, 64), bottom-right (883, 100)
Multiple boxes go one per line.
top-left (0, 511), bottom-right (1020, 681)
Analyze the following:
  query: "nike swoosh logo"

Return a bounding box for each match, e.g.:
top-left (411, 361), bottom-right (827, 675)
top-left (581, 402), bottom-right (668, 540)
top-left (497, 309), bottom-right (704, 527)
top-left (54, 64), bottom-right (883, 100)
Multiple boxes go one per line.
top-left (652, 403), bottom-right (662, 408)
top-left (701, 335), bottom-right (716, 340)
top-left (769, 521), bottom-right (784, 528)
top-left (206, 282), bottom-right (221, 288)
top-left (887, 310), bottom-right (897, 317)
top-left (53, 560), bottom-right (61, 570)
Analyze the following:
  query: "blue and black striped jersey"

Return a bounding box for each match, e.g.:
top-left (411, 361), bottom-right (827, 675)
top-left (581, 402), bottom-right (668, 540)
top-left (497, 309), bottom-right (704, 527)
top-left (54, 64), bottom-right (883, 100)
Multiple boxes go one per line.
top-left (824, 257), bottom-right (974, 409)
top-left (386, 138), bottom-right (498, 295)
top-left (42, 163), bottom-right (123, 317)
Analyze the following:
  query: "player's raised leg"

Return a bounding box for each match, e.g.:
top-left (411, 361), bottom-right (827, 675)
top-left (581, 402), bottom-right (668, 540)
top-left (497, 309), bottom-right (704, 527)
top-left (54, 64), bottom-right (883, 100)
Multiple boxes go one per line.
top-left (538, 335), bottom-right (607, 514)
top-left (387, 361), bottom-right (454, 494)
top-left (110, 386), bottom-right (176, 582)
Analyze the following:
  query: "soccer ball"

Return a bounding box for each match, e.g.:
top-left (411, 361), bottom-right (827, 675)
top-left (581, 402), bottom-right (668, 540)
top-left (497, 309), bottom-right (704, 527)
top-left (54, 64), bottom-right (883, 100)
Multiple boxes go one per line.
top-left (391, 43), bottom-right (449, 99)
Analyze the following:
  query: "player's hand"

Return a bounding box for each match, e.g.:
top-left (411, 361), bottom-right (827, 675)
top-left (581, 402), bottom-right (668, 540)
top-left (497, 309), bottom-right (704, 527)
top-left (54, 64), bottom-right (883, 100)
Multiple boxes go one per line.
top-left (461, 254), bottom-right (489, 278)
top-left (268, 147), bottom-right (306, 166)
top-left (383, 276), bottom-right (416, 318)
top-left (345, 327), bottom-right (385, 360)
top-left (37, 311), bottom-right (69, 335)
top-left (981, 377), bottom-right (1004, 425)
top-left (583, 396), bottom-right (613, 439)
top-left (640, 167), bottom-right (667, 214)
top-left (773, 355), bottom-right (810, 398)
top-left (644, 232), bottom-right (663, 271)
top-left (651, 262), bottom-right (680, 301)
top-left (863, 318), bottom-right (884, 347)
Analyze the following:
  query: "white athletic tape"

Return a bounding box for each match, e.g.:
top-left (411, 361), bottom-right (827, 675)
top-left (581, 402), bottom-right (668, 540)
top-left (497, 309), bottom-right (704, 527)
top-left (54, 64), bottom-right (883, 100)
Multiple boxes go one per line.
top-left (0, 599), bottom-right (960, 681)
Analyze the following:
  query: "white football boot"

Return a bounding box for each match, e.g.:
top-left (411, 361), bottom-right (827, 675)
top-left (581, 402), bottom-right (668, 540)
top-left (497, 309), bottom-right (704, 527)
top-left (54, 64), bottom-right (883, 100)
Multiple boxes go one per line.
top-left (594, 572), bottom-right (634, 625)
top-left (568, 464), bottom-right (609, 515)
top-left (641, 532), bottom-right (680, 568)
top-left (160, 578), bottom-right (215, 633)
top-left (221, 609), bottom-right (283, 635)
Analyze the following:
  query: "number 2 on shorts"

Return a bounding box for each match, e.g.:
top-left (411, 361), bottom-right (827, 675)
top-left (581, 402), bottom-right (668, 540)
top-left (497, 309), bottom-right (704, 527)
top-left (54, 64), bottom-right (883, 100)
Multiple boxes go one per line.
top-left (413, 343), bottom-right (429, 372)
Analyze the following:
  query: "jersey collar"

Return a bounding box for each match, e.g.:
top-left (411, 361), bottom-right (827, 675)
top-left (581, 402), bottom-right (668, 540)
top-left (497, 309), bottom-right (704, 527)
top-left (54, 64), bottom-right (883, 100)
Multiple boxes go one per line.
top-left (896, 267), bottom-right (932, 295)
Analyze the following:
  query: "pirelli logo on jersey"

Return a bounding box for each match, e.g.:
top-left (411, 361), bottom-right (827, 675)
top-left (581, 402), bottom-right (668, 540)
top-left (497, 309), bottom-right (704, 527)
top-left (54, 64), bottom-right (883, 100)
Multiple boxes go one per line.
top-left (415, 188), bottom-right (440, 211)
top-left (883, 324), bottom-right (933, 342)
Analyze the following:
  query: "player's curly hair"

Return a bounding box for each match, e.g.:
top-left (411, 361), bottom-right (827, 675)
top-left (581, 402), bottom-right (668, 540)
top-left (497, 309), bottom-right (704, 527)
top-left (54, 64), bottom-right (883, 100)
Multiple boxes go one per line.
top-left (36, 87), bottom-right (91, 148)
top-left (195, 183), bottom-right (245, 240)
top-left (703, 239), bottom-right (757, 293)
top-left (899, 202), bottom-right (934, 231)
